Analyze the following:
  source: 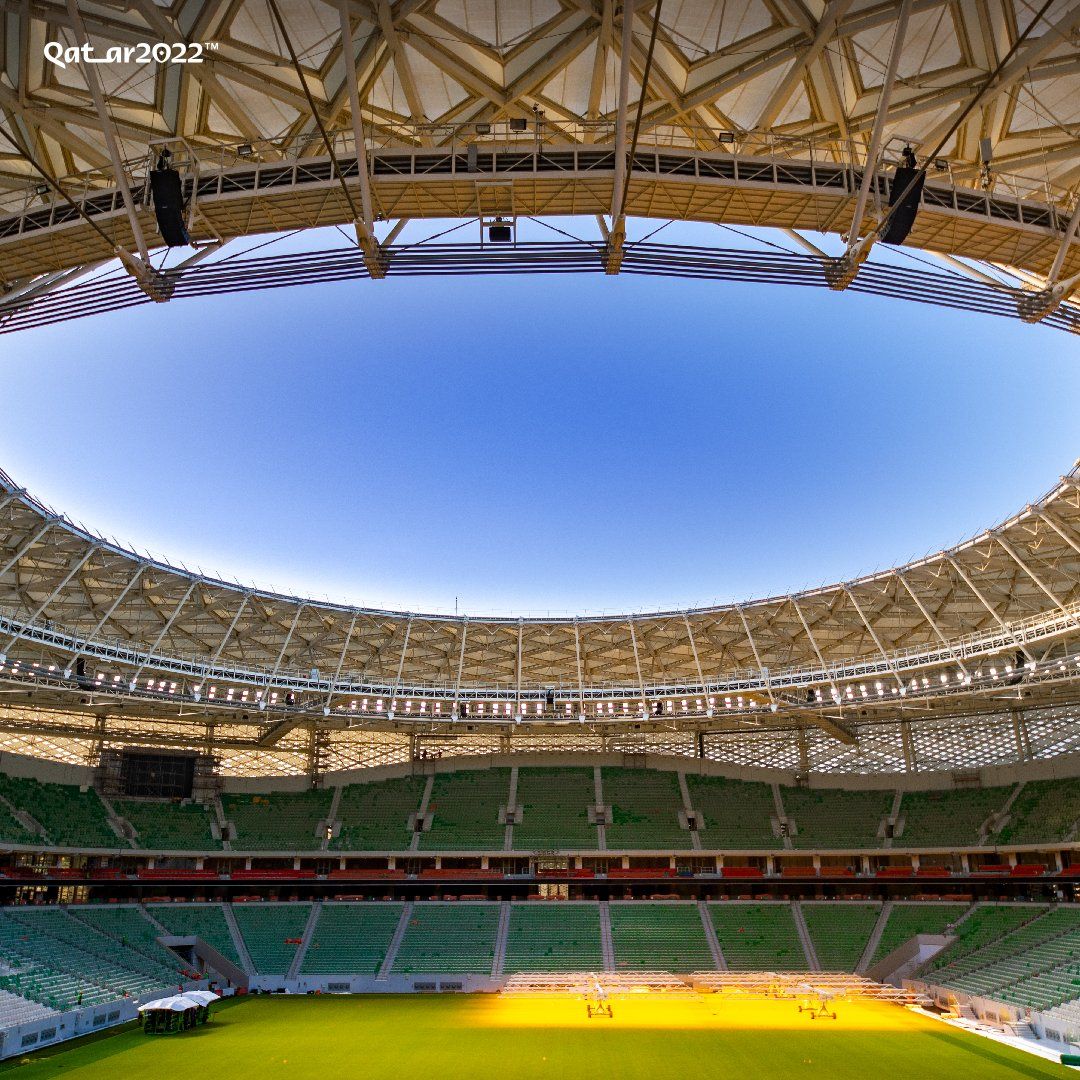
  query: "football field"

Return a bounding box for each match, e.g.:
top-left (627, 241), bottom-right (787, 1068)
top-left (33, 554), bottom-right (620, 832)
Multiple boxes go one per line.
top-left (0, 993), bottom-right (1068, 1079)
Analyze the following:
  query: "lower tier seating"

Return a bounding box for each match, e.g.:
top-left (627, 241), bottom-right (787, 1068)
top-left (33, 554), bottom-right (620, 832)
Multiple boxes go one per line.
top-left (68, 905), bottom-right (185, 974)
top-left (801, 903), bottom-right (880, 971)
top-left (230, 903), bottom-right (311, 974)
top-left (504, 903), bottom-right (603, 972)
top-left (149, 902), bottom-right (243, 970)
top-left (708, 903), bottom-right (807, 969)
top-left (609, 902), bottom-right (715, 972)
top-left (301, 903), bottom-right (403, 974)
top-left (868, 903), bottom-right (969, 968)
top-left (391, 902), bottom-right (500, 974)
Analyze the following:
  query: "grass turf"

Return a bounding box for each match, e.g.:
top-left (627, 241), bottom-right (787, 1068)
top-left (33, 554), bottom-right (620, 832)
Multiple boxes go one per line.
top-left (0, 994), bottom-right (1069, 1079)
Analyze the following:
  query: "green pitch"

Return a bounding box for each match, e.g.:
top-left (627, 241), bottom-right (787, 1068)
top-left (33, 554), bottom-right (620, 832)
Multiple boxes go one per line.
top-left (0, 994), bottom-right (1069, 1079)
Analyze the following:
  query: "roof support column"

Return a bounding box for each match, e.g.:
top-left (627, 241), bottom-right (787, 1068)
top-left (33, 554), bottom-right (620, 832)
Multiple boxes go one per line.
top-left (573, 618), bottom-right (586, 721)
top-left (605, 0), bottom-right (635, 273)
top-left (831, 0), bottom-right (911, 288)
top-left (993, 533), bottom-right (1070, 614)
top-left (1018, 195), bottom-right (1080, 321)
top-left (894, 573), bottom-right (971, 678)
top-left (63, 561), bottom-right (147, 675)
top-left (389, 616), bottom-right (413, 717)
top-left (2, 544), bottom-right (99, 656)
top-left (842, 586), bottom-right (909, 690)
top-left (452, 618), bottom-right (469, 716)
top-left (259, 604), bottom-right (305, 710)
top-left (130, 578), bottom-right (201, 688)
top-left (338, 0), bottom-right (386, 277)
top-left (65, 0), bottom-right (160, 297)
top-left (323, 612), bottom-right (359, 715)
top-left (627, 618), bottom-right (648, 716)
top-left (735, 605), bottom-right (777, 712)
top-left (944, 554), bottom-right (1034, 662)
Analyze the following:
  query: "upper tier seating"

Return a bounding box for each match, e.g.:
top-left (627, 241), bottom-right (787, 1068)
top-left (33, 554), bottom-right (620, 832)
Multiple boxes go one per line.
top-left (685, 775), bottom-right (778, 849)
top-left (114, 799), bottom-right (220, 850)
top-left (504, 903), bottom-right (603, 972)
top-left (331, 777), bottom-right (425, 851)
top-left (0, 775), bottom-right (118, 848)
top-left (782, 788), bottom-right (891, 849)
top-left (603, 769), bottom-right (686, 850)
top-left (418, 770), bottom-right (509, 851)
top-left (708, 903), bottom-right (807, 969)
top-left (801, 903), bottom-right (880, 971)
top-left (301, 903), bottom-right (403, 974)
top-left (868, 903), bottom-right (970, 968)
top-left (223, 790), bottom-right (333, 851)
top-left (0, 799), bottom-right (38, 846)
top-left (896, 786), bottom-right (1013, 847)
top-left (513, 768), bottom-right (599, 851)
top-left (392, 902), bottom-right (500, 974)
top-left (149, 903), bottom-right (242, 969)
top-left (996, 779), bottom-right (1080, 845)
top-left (609, 902), bottom-right (715, 972)
top-left (230, 903), bottom-right (311, 973)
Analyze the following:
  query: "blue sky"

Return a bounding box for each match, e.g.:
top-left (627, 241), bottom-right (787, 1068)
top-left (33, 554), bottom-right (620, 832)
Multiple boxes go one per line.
top-left (3, 219), bottom-right (1078, 616)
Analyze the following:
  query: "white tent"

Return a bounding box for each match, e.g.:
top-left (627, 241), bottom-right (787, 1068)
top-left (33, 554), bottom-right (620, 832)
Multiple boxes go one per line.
top-left (138, 994), bottom-right (203, 1013)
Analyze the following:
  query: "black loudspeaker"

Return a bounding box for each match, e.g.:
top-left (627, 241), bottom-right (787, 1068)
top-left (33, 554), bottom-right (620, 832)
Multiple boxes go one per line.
top-left (149, 167), bottom-right (191, 246)
top-left (488, 224), bottom-right (512, 243)
top-left (881, 165), bottom-right (925, 245)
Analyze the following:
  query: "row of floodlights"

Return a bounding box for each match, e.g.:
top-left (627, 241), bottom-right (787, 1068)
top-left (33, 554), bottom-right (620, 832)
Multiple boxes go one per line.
top-left (0, 654), bottom-right (1074, 718)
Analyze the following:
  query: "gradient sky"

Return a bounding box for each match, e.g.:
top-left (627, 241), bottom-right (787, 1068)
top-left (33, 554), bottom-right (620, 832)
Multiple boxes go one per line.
top-left (3, 219), bottom-right (1078, 617)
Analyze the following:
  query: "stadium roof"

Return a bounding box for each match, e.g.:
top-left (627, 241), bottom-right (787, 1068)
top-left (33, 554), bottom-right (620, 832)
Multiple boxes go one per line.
top-left (0, 0), bottom-right (1077, 775)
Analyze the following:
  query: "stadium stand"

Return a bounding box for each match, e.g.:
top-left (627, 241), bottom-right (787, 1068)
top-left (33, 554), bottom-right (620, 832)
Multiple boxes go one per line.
top-left (0, 799), bottom-right (38, 846)
top-left (708, 903), bottom-right (807, 969)
top-left (0, 908), bottom-right (179, 1011)
top-left (301, 903), bottom-right (403, 975)
top-left (223, 790), bottom-right (333, 851)
top-left (0, 775), bottom-right (118, 848)
top-left (996, 779), bottom-right (1080, 845)
top-left (331, 777), bottom-right (424, 851)
top-left (801, 903), bottom-right (880, 971)
top-left (609, 902), bottom-right (715, 972)
top-left (68, 905), bottom-right (185, 974)
top-left (418, 770), bottom-right (509, 851)
top-left (114, 799), bottom-right (219, 850)
top-left (0, 988), bottom-right (59, 1028)
top-left (896, 786), bottom-right (1013, 847)
top-left (868, 903), bottom-right (970, 967)
top-left (783, 789), bottom-right (891, 849)
top-left (512, 768), bottom-right (598, 850)
top-left (927, 905), bottom-right (1048, 971)
top-left (603, 769), bottom-right (686, 849)
top-left (149, 903), bottom-right (243, 969)
top-left (392, 902), bottom-right (500, 974)
top-left (926, 907), bottom-right (1080, 1011)
top-left (685, 775), bottom-right (778, 849)
top-left (503, 903), bottom-right (603, 972)
top-left (230, 903), bottom-right (311, 974)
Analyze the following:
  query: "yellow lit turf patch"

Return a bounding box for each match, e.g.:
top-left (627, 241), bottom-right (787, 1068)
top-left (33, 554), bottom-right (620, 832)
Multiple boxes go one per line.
top-left (0, 994), bottom-right (1069, 1079)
